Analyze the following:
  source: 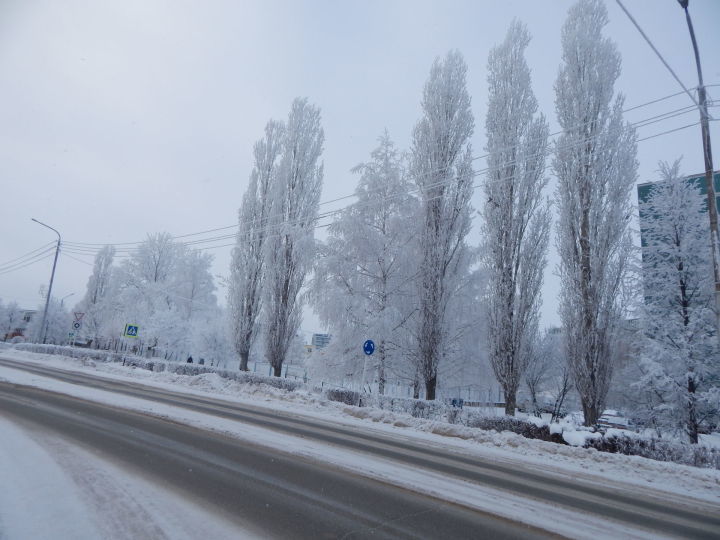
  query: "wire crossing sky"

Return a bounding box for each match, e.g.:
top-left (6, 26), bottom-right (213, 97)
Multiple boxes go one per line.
top-left (1, 0), bottom-right (718, 328)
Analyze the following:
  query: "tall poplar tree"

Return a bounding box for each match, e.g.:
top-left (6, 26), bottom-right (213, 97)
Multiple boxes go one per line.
top-left (229, 120), bottom-right (284, 370)
top-left (554, 0), bottom-right (638, 426)
top-left (410, 51), bottom-right (474, 400)
top-left (483, 20), bottom-right (551, 416)
top-left (264, 98), bottom-right (324, 377)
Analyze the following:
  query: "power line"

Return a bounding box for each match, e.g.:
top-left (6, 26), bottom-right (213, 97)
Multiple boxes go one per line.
top-left (636, 120), bottom-right (712, 142)
top-left (63, 91), bottom-right (712, 250)
top-left (0, 241), bottom-right (56, 270)
top-left (0, 247), bottom-right (56, 273)
top-left (0, 251), bottom-right (56, 276)
top-left (62, 160), bottom-right (682, 259)
top-left (615, 0), bottom-right (711, 120)
top-left (61, 100), bottom-right (717, 255)
top-left (61, 252), bottom-right (94, 266)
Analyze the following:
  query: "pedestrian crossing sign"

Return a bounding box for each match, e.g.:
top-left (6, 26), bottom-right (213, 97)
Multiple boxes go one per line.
top-left (124, 324), bottom-right (139, 338)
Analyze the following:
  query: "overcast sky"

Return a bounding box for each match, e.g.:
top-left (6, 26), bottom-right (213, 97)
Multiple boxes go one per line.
top-left (1, 0), bottom-right (719, 336)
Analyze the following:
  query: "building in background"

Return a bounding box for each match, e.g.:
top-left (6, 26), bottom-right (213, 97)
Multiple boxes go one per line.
top-left (637, 170), bottom-right (720, 296)
top-left (2, 309), bottom-right (37, 341)
top-left (638, 171), bottom-right (720, 248)
top-left (311, 333), bottom-right (331, 349)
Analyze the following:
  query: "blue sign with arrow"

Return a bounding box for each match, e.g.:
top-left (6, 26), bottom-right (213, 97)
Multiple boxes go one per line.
top-left (363, 339), bottom-right (375, 356)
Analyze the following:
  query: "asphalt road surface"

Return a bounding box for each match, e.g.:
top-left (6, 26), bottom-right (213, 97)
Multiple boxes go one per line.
top-left (1, 356), bottom-right (719, 539)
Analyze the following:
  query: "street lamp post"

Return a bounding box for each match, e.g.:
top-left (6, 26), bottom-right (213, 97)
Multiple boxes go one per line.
top-left (677, 0), bottom-right (720, 334)
top-left (32, 218), bottom-right (61, 344)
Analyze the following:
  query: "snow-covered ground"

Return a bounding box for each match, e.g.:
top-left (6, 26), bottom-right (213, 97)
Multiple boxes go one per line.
top-left (1, 349), bottom-right (719, 539)
top-left (0, 414), bottom-right (254, 539)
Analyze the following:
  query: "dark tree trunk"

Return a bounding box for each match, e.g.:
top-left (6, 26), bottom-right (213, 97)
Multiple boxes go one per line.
top-left (239, 350), bottom-right (249, 372)
top-left (413, 378), bottom-right (420, 400)
top-left (425, 375), bottom-right (437, 401)
top-left (504, 390), bottom-right (517, 416)
top-left (687, 377), bottom-right (699, 444)
top-left (273, 364), bottom-right (282, 377)
top-left (583, 402), bottom-right (600, 427)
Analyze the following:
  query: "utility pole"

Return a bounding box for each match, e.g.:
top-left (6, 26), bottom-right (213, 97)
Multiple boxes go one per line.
top-left (32, 218), bottom-right (61, 344)
top-left (678, 0), bottom-right (720, 334)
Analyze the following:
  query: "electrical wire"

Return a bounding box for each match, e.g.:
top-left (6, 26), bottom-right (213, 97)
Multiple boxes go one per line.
top-left (62, 91), bottom-right (714, 250)
top-left (615, 0), bottom-right (711, 120)
top-left (61, 100), bottom-right (718, 255)
top-left (0, 251), bottom-right (56, 276)
top-left (0, 241), bottom-right (56, 270)
top-left (61, 252), bottom-right (94, 266)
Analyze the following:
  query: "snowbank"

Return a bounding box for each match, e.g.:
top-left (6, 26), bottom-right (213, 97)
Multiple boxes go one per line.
top-left (2, 347), bottom-right (720, 505)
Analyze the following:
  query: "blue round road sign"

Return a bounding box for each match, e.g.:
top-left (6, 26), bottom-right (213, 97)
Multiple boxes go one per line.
top-left (363, 340), bottom-right (375, 355)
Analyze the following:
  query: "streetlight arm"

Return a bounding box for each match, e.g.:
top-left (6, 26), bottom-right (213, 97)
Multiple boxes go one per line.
top-left (31, 218), bottom-right (61, 242)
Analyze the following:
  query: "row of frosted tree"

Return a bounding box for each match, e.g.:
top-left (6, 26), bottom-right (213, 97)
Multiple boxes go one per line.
top-left (7, 0), bottom-right (715, 442)
top-left (227, 0), bottom-right (718, 440)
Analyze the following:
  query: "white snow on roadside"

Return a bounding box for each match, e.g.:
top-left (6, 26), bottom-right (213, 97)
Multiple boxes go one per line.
top-left (0, 415), bottom-right (253, 540)
top-left (0, 361), bottom-right (664, 540)
top-left (1, 350), bottom-right (719, 514)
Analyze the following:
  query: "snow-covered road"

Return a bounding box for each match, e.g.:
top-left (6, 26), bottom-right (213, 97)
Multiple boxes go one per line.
top-left (1, 350), bottom-right (719, 539)
top-left (0, 414), bottom-right (253, 539)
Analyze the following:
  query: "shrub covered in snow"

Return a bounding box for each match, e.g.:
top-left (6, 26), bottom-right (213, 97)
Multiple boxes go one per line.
top-left (585, 433), bottom-right (720, 469)
top-left (371, 394), bottom-right (453, 419)
top-left (324, 388), bottom-right (360, 406)
top-left (14, 343), bottom-right (124, 363)
top-left (10, 343), bottom-right (301, 392)
top-left (466, 416), bottom-right (557, 442)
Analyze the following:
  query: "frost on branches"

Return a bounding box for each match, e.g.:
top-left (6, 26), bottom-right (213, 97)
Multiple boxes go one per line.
top-left (229, 120), bottom-right (284, 371)
top-left (77, 245), bottom-right (117, 343)
top-left (311, 133), bottom-right (418, 394)
top-left (116, 232), bottom-right (218, 357)
top-left (553, 0), bottom-right (637, 426)
top-left (0, 299), bottom-right (22, 341)
top-left (411, 50), bottom-right (474, 400)
top-left (483, 20), bottom-right (550, 416)
top-left (264, 98), bottom-right (324, 377)
top-left (637, 160), bottom-right (719, 443)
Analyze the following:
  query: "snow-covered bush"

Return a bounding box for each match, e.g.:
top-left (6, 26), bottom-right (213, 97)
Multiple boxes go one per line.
top-left (466, 416), bottom-right (556, 442)
top-left (371, 394), bottom-right (451, 419)
top-left (585, 433), bottom-right (720, 469)
top-left (13, 343), bottom-right (124, 363)
top-left (324, 388), bottom-right (360, 406)
top-left (10, 343), bottom-right (300, 392)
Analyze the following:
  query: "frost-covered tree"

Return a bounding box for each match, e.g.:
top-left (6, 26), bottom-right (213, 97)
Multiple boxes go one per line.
top-left (410, 51), bottom-right (475, 400)
top-left (176, 250), bottom-right (216, 320)
top-left (117, 233), bottom-right (217, 357)
top-left (229, 120), bottom-right (284, 371)
top-left (312, 133), bottom-right (418, 393)
top-left (76, 245), bottom-right (116, 343)
top-left (0, 300), bottom-right (22, 341)
top-left (636, 160), bottom-right (719, 443)
top-left (523, 328), bottom-right (573, 421)
top-left (28, 294), bottom-right (71, 345)
top-left (264, 98), bottom-right (323, 377)
top-left (191, 307), bottom-right (234, 369)
top-left (483, 20), bottom-right (551, 416)
top-left (554, 0), bottom-right (637, 426)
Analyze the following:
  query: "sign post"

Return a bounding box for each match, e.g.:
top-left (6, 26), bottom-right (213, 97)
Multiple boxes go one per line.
top-left (359, 340), bottom-right (375, 405)
top-left (70, 313), bottom-right (84, 347)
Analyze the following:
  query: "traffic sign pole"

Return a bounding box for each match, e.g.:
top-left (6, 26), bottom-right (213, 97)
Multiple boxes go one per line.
top-left (359, 340), bottom-right (375, 405)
